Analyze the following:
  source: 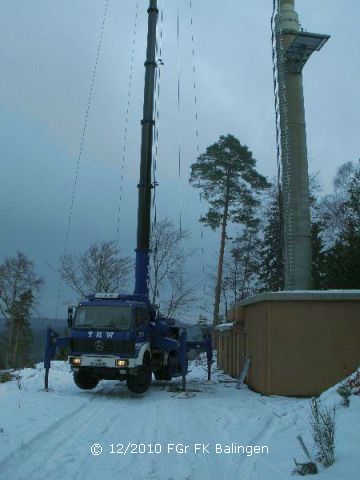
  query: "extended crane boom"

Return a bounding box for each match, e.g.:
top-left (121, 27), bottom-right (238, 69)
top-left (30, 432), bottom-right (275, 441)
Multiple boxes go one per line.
top-left (44, 0), bottom-right (212, 395)
top-left (135, 0), bottom-right (158, 296)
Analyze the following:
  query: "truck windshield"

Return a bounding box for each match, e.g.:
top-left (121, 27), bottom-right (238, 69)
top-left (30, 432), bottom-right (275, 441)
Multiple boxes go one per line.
top-left (74, 306), bottom-right (132, 331)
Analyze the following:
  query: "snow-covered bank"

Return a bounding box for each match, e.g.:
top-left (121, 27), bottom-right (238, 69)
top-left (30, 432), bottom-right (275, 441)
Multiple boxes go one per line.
top-left (0, 360), bottom-right (359, 480)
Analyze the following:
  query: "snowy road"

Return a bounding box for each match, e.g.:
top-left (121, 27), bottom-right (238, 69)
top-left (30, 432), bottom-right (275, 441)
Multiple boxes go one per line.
top-left (0, 361), bottom-right (358, 480)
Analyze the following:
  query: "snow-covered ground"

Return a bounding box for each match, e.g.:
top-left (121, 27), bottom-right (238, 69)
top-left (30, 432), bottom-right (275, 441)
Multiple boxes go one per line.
top-left (0, 359), bottom-right (359, 480)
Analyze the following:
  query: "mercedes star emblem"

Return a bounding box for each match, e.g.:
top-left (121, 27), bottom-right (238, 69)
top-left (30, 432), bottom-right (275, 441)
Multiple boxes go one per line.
top-left (94, 340), bottom-right (105, 352)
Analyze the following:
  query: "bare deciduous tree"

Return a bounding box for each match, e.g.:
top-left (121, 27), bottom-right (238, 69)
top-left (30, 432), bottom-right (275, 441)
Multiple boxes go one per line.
top-left (0, 252), bottom-right (43, 319)
top-left (224, 226), bottom-right (261, 303)
top-left (162, 275), bottom-right (197, 319)
top-left (150, 218), bottom-right (196, 318)
top-left (319, 161), bottom-right (356, 247)
top-left (59, 241), bottom-right (132, 296)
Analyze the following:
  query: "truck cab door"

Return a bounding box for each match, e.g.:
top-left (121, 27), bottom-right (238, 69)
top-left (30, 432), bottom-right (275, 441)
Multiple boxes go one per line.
top-left (135, 307), bottom-right (150, 342)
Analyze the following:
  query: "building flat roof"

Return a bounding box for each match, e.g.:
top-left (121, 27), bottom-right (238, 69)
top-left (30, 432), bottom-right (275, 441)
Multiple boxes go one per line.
top-left (238, 290), bottom-right (360, 307)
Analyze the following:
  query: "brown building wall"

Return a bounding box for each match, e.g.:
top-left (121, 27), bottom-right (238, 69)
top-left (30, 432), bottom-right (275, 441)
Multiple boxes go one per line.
top-left (243, 302), bottom-right (269, 394)
top-left (266, 300), bottom-right (360, 396)
top-left (216, 292), bottom-right (360, 396)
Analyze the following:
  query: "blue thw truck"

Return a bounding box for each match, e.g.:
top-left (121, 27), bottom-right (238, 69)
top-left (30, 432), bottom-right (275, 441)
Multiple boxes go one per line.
top-left (44, 0), bottom-right (212, 394)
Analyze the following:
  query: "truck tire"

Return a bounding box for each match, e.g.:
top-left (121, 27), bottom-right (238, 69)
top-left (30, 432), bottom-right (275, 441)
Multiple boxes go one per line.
top-left (73, 371), bottom-right (99, 390)
top-left (153, 368), bottom-right (172, 381)
top-left (127, 353), bottom-right (152, 393)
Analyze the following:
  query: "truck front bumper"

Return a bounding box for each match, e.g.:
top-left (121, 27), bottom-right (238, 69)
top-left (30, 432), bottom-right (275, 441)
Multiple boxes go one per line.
top-left (69, 354), bottom-right (139, 369)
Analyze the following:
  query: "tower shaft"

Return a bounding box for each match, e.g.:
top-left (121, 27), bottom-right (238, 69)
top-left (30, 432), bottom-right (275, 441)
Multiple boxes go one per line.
top-left (276, 0), bottom-right (312, 290)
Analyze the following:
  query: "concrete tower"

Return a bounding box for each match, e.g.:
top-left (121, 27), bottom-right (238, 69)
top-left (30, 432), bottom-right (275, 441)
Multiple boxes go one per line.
top-left (275, 0), bottom-right (329, 290)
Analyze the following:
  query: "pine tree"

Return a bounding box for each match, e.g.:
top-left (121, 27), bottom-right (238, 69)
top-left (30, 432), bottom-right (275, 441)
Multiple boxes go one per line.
top-left (309, 174), bottom-right (327, 289)
top-left (189, 134), bottom-right (269, 326)
top-left (259, 174), bottom-right (326, 291)
top-left (0, 252), bottom-right (43, 368)
top-left (311, 221), bottom-right (327, 289)
top-left (223, 225), bottom-right (262, 303)
top-left (324, 221), bottom-right (360, 288)
top-left (344, 163), bottom-right (360, 227)
top-left (6, 290), bottom-right (34, 368)
top-left (258, 184), bottom-right (284, 292)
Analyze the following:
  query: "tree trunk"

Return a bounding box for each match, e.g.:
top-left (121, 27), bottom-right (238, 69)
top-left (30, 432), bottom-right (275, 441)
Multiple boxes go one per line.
top-left (213, 172), bottom-right (231, 327)
top-left (240, 232), bottom-right (253, 299)
top-left (5, 316), bottom-right (15, 368)
top-left (234, 261), bottom-right (238, 304)
top-left (6, 284), bottom-right (18, 368)
top-left (152, 262), bottom-right (158, 305)
top-left (12, 319), bottom-right (20, 366)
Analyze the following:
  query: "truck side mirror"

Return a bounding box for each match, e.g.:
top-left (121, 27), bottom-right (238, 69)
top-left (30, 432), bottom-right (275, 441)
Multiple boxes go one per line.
top-left (67, 307), bottom-right (73, 328)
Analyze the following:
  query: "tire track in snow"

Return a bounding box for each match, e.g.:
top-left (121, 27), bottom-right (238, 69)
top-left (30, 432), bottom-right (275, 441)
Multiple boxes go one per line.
top-left (1, 374), bottom-right (301, 480)
top-left (0, 392), bottom-right (119, 480)
top-left (73, 385), bottom-right (153, 480)
top-left (0, 401), bottom-right (87, 471)
top-left (185, 392), bottom-right (278, 479)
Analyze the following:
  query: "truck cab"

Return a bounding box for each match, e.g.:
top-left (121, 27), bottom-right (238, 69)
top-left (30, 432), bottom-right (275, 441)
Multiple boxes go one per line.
top-left (68, 293), bottom-right (153, 393)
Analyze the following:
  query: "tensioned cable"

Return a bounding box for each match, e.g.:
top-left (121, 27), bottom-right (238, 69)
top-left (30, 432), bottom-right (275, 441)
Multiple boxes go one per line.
top-left (55, 0), bottom-right (110, 318)
top-left (271, 0), bottom-right (282, 191)
top-left (176, 0), bottom-right (183, 236)
top-left (152, 0), bottom-right (164, 231)
top-left (175, 0), bottom-right (185, 302)
top-left (116, 1), bottom-right (139, 238)
top-left (271, 0), bottom-right (287, 284)
top-left (189, 0), bottom-right (207, 315)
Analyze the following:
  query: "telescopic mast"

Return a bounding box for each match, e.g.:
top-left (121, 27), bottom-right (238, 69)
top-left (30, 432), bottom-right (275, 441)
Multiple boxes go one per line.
top-left (134, 0), bottom-right (158, 296)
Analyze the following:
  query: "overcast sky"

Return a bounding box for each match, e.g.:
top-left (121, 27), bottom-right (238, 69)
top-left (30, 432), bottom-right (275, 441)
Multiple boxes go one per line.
top-left (0, 0), bottom-right (359, 320)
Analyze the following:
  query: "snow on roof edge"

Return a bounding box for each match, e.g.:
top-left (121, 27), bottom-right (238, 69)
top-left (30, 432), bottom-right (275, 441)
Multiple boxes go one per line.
top-left (215, 322), bottom-right (234, 331)
top-left (237, 290), bottom-right (360, 307)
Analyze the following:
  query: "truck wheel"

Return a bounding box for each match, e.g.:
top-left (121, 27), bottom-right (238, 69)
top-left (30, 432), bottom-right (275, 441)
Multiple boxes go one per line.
top-left (153, 368), bottom-right (172, 381)
top-left (74, 372), bottom-right (99, 390)
top-left (127, 353), bottom-right (152, 393)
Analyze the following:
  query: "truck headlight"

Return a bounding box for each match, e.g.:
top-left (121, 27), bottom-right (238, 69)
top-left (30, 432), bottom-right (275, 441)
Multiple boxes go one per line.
top-left (71, 357), bottom-right (81, 366)
top-left (116, 359), bottom-right (128, 367)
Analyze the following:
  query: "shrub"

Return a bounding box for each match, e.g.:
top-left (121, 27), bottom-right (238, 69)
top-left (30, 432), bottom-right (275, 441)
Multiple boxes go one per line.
top-left (336, 369), bottom-right (360, 406)
top-left (0, 370), bottom-right (14, 383)
top-left (347, 370), bottom-right (360, 395)
top-left (336, 381), bottom-right (352, 406)
top-left (310, 397), bottom-right (335, 467)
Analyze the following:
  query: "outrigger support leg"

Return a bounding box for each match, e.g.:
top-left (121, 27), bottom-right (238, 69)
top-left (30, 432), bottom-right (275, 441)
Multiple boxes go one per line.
top-left (180, 329), bottom-right (188, 391)
top-left (205, 334), bottom-right (213, 381)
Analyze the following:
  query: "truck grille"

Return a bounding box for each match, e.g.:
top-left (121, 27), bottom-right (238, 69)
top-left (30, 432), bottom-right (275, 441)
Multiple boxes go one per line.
top-left (71, 338), bottom-right (135, 355)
